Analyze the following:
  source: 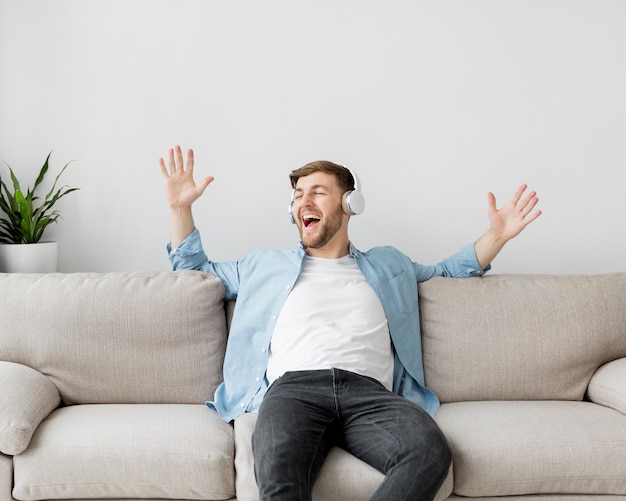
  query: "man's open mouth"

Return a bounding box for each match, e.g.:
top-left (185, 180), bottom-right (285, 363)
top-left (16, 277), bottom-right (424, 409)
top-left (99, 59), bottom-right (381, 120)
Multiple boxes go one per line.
top-left (303, 214), bottom-right (321, 228)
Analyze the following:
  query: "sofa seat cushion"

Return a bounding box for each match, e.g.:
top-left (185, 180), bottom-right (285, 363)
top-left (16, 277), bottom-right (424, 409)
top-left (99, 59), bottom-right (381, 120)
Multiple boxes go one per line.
top-left (0, 453), bottom-right (12, 501)
top-left (436, 401), bottom-right (626, 497)
top-left (12, 404), bottom-right (234, 501)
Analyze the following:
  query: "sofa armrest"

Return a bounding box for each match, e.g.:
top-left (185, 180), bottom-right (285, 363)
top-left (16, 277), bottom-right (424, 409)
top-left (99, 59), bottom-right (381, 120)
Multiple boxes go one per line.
top-left (587, 358), bottom-right (626, 415)
top-left (0, 361), bottom-right (61, 455)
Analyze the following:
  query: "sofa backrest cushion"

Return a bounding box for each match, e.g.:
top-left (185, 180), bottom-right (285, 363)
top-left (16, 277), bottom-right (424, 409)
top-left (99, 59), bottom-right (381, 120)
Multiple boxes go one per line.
top-left (0, 271), bottom-right (227, 405)
top-left (419, 272), bottom-right (626, 403)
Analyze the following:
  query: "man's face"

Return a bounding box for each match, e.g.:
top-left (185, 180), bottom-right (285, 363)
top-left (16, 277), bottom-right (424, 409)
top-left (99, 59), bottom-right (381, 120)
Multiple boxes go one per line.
top-left (293, 171), bottom-right (348, 253)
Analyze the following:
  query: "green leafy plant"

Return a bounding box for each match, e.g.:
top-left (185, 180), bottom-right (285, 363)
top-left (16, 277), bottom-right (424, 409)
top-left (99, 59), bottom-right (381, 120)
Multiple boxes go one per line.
top-left (0, 152), bottom-right (79, 244)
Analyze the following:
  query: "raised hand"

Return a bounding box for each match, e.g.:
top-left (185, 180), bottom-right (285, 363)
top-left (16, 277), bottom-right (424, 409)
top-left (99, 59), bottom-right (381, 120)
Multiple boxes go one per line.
top-left (159, 145), bottom-right (214, 209)
top-left (487, 184), bottom-right (542, 242)
top-left (474, 184), bottom-right (542, 270)
top-left (159, 145), bottom-right (214, 249)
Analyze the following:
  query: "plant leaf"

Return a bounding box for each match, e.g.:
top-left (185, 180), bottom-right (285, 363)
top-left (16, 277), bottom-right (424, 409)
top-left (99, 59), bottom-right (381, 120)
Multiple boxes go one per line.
top-left (32, 151), bottom-right (52, 194)
top-left (0, 152), bottom-right (78, 243)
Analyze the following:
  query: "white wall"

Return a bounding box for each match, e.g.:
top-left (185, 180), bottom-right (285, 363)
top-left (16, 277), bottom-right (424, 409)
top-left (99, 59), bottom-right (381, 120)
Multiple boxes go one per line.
top-left (1, 0), bottom-right (624, 274)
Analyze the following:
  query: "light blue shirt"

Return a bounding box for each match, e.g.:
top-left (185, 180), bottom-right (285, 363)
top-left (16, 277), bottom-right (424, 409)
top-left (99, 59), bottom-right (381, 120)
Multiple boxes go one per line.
top-left (168, 228), bottom-right (488, 422)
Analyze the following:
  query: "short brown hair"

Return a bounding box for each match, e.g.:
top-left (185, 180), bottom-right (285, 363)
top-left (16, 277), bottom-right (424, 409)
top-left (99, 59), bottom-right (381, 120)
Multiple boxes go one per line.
top-left (289, 160), bottom-right (354, 192)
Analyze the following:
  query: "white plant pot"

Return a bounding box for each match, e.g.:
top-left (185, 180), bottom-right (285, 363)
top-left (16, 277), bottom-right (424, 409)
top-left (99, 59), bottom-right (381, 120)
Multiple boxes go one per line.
top-left (0, 242), bottom-right (58, 273)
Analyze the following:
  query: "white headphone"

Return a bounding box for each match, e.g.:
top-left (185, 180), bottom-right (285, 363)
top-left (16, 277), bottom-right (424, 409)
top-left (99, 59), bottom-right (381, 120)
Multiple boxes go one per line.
top-left (288, 166), bottom-right (365, 224)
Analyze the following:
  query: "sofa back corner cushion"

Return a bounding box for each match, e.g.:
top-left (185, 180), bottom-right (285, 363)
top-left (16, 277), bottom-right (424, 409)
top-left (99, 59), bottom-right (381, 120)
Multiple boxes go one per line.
top-left (0, 271), bottom-right (228, 405)
top-left (419, 272), bottom-right (626, 403)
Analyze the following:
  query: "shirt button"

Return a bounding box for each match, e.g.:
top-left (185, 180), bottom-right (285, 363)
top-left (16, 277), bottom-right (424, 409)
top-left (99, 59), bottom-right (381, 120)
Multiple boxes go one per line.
top-left (240, 402), bottom-right (245, 408)
top-left (261, 348), bottom-right (266, 353)
top-left (255, 377), bottom-right (261, 382)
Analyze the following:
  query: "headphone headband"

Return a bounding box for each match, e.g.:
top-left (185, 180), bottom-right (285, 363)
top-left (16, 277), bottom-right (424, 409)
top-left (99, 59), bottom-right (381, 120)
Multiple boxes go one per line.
top-left (340, 165), bottom-right (360, 193)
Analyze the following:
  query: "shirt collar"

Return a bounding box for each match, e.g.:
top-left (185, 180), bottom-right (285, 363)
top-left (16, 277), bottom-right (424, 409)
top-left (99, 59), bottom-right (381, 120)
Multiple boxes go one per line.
top-left (296, 241), bottom-right (362, 259)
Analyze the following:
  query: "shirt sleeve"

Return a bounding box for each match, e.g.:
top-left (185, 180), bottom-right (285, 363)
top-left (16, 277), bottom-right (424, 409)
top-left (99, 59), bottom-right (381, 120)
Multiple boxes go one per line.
top-left (167, 228), bottom-right (209, 271)
top-left (167, 228), bottom-right (241, 300)
top-left (414, 242), bottom-right (490, 282)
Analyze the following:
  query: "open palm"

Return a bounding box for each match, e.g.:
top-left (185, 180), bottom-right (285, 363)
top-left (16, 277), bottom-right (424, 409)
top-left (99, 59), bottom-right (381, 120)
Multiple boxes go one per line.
top-left (488, 184), bottom-right (542, 242)
top-left (159, 146), bottom-right (213, 208)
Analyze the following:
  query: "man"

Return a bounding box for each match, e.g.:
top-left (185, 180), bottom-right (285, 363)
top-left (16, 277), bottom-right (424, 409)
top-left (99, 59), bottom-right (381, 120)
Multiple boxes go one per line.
top-left (160, 145), bottom-right (541, 500)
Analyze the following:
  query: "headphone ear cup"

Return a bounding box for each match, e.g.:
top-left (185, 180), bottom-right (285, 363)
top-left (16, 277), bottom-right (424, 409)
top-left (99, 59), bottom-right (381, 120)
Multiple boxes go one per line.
top-left (342, 189), bottom-right (366, 216)
top-left (288, 190), bottom-right (296, 224)
top-left (288, 201), bottom-right (296, 224)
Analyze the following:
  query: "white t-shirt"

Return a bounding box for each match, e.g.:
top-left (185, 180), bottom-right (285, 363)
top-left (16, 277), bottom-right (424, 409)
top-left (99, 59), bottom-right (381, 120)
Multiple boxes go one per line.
top-left (266, 254), bottom-right (394, 390)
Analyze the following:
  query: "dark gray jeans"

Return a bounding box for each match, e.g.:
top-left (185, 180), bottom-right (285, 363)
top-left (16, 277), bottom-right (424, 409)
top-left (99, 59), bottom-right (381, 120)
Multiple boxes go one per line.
top-left (252, 369), bottom-right (451, 501)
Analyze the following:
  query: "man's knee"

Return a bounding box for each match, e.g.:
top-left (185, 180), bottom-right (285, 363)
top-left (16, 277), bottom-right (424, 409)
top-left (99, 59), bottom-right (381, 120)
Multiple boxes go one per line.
top-left (396, 407), bottom-right (451, 471)
top-left (409, 420), bottom-right (452, 478)
top-left (430, 429), bottom-right (452, 473)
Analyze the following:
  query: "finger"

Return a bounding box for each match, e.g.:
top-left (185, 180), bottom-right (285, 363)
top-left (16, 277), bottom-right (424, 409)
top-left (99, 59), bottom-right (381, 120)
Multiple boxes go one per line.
top-left (525, 208), bottom-right (543, 224)
top-left (158, 157), bottom-right (169, 176)
top-left (186, 148), bottom-right (194, 173)
top-left (197, 176), bottom-right (215, 195)
top-left (487, 192), bottom-right (497, 216)
top-left (521, 195), bottom-right (539, 216)
top-left (518, 189), bottom-right (537, 209)
top-left (168, 148), bottom-right (176, 173)
top-left (509, 183), bottom-right (528, 206)
top-left (174, 145), bottom-right (184, 171)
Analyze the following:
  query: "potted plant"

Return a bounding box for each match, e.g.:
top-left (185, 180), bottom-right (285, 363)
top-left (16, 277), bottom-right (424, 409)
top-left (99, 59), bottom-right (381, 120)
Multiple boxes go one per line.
top-left (0, 151), bottom-right (79, 272)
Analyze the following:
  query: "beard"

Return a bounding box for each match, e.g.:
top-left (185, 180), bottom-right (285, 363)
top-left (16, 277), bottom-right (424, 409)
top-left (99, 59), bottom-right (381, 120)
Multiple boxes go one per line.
top-left (299, 206), bottom-right (344, 250)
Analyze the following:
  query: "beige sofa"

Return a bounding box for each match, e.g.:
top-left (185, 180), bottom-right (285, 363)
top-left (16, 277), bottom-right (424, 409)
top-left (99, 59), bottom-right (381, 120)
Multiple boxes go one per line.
top-left (1, 270), bottom-right (625, 501)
